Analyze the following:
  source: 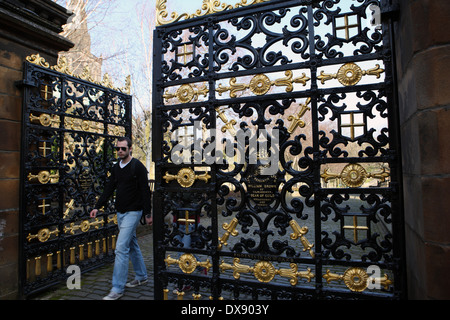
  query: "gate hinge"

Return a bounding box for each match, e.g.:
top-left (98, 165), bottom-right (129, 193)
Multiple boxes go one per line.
top-left (15, 79), bottom-right (38, 89)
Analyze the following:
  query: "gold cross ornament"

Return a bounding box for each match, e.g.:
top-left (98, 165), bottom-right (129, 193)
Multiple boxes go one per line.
top-left (335, 14), bottom-right (359, 40)
top-left (40, 84), bottom-right (52, 100)
top-left (178, 210), bottom-right (196, 234)
top-left (340, 112), bottom-right (365, 140)
top-left (39, 141), bottom-right (52, 157)
top-left (38, 199), bottom-right (51, 215)
top-left (343, 216), bottom-right (369, 243)
top-left (176, 43), bottom-right (194, 65)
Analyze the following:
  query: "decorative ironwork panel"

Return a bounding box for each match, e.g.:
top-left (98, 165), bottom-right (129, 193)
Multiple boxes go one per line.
top-left (19, 55), bottom-right (132, 296)
top-left (152, 0), bottom-right (405, 300)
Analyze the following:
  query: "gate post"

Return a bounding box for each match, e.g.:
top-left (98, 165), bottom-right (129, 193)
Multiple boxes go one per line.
top-left (0, 0), bottom-right (73, 299)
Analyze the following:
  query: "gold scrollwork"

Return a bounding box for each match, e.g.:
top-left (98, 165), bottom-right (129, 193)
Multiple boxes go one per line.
top-left (26, 54), bottom-right (131, 94)
top-left (220, 258), bottom-right (315, 285)
top-left (321, 163), bottom-right (390, 188)
top-left (165, 253), bottom-right (212, 274)
top-left (64, 117), bottom-right (103, 134)
top-left (27, 228), bottom-right (59, 243)
top-left (26, 54), bottom-right (50, 68)
top-left (218, 218), bottom-right (239, 250)
top-left (28, 171), bottom-right (60, 184)
top-left (156, 0), bottom-right (270, 26)
top-left (163, 168), bottom-right (211, 188)
top-left (318, 62), bottom-right (385, 86)
top-left (217, 71), bottom-right (310, 98)
top-left (323, 267), bottom-right (393, 292)
top-left (289, 219), bottom-right (315, 258)
top-left (64, 219), bottom-right (105, 235)
top-left (164, 84), bottom-right (209, 104)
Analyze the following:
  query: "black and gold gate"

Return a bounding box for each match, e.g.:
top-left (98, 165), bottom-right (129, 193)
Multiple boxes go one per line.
top-left (19, 55), bottom-right (132, 296)
top-left (152, 0), bottom-right (405, 300)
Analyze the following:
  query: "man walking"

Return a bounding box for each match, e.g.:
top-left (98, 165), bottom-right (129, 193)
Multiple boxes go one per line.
top-left (90, 137), bottom-right (152, 300)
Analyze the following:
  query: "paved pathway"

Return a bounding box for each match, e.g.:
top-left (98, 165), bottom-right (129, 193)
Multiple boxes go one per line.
top-left (33, 232), bottom-right (155, 300)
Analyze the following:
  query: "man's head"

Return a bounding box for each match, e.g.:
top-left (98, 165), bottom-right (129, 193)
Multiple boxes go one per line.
top-left (116, 137), bottom-right (132, 161)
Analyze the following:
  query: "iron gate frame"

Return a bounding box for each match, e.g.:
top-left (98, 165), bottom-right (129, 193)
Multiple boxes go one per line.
top-left (19, 55), bottom-right (132, 297)
top-left (152, 0), bottom-right (406, 300)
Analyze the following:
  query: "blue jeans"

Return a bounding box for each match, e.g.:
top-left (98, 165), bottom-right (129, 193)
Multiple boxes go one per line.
top-left (112, 211), bottom-right (147, 294)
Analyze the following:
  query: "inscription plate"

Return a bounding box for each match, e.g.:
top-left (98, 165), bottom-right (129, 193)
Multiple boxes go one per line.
top-left (247, 168), bottom-right (277, 207)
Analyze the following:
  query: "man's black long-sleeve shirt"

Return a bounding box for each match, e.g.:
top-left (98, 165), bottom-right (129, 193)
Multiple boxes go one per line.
top-left (95, 158), bottom-right (152, 215)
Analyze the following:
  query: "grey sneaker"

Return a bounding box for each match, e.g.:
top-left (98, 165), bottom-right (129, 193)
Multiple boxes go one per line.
top-left (103, 291), bottom-right (123, 300)
top-left (125, 279), bottom-right (148, 288)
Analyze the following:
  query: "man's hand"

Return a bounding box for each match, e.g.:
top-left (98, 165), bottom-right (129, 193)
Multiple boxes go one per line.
top-left (90, 209), bottom-right (99, 218)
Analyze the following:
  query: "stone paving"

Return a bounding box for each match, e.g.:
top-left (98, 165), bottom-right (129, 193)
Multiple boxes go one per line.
top-left (33, 231), bottom-right (155, 300)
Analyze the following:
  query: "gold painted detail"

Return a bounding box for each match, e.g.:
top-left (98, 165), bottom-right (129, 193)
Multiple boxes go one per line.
top-left (178, 211), bottom-right (196, 234)
top-left (218, 218), bottom-right (239, 250)
top-left (165, 253), bottom-right (212, 274)
top-left (216, 107), bottom-right (237, 136)
top-left (287, 97), bottom-right (312, 134)
top-left (38, 199), bottom-right (51, 216)
top-left (65, 117), bottom-right (103, 134)
top-left (318, 63), bottom-right (384, 86)
top-left (340, 112), bottom-right (366, 140)
top-left (28, 171), bottom-right (60, 184)
top-left (26, 54), bottom-right (50, 68)
top-left (63, 199), bottom-right (75, 219)
top-left (163, 168), bottom-right (211, 188)
top-left (343, 216), bottom-right (369, 243)
top-left (64, 219), bottom-right (105, 235)
top-left (26, 54), bottom-right (131, 94)
top-left (108, 215), bottom-right (118, 225)
top-left (220, 258), bottom-right (315, 285)
top-left (323, 268), bottom-right (393, 292)
top-left (289, 220), bottom-right (315, 258)
top-left (27, 228), bottom-right (59, 243)
top-left (321, 163), bottom-right (390, 188)
top-left (164, 84), bottom-right (209, 104)
top-left (156, 0), bottom-right (270, 26)
top-left (29, 113), bottom-right (60, 128)
top-left (217, 71), bottom-right (310, 98)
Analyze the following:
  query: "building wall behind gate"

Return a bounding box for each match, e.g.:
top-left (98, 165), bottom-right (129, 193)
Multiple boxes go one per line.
top-left (0, 0), bottom-right (73, 299)
top-left (395, 0), bottom-right (450, 299)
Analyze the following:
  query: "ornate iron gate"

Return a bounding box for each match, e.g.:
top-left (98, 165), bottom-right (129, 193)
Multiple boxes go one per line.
top-left (152, 0), bottom-right (405, 300)
top-left (19, 55), bottom-right (132, 296)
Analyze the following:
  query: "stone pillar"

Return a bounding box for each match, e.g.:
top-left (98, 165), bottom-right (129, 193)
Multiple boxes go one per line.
top-left (0, 0), bottom-right (73, 299)
top-left (395, 0), bottom-right (450, 299)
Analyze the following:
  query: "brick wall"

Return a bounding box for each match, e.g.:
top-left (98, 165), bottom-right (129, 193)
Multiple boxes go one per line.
top-left (395, 0), bottom-right (450, 299)
top-left (0, 0), bottom-right (73, 299)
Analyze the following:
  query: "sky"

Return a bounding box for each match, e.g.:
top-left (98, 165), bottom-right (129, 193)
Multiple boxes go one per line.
top-left (82, 0), bottom-right (385, 131)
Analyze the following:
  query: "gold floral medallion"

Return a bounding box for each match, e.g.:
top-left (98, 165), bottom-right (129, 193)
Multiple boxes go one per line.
top-left (178, 254), bottom-right (198, 274)
top-left (343, 268), bottom-right (369, 292)
top-left (337, 63), bottom-right (363, 86)
top-left (254, 261), bottom-right (276, 283)
top-left (249, 74), bottom-right (271, 95)
top-left (341, 164), bottom-right (368, 188)
top-left (176, 84), bottom-right (195, 103)
top-left (177, 168), bottom-right (196, 188)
